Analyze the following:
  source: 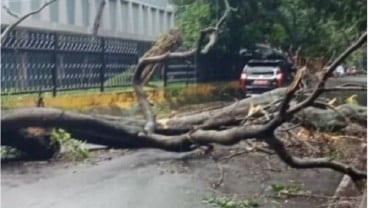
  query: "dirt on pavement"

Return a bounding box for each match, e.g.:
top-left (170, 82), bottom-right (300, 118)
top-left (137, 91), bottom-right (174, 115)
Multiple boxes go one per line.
top-left (2, 144), bottom-right (346, 208)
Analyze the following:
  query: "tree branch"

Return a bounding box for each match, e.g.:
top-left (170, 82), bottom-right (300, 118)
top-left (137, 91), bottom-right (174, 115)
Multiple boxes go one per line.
top-left (2, 5), bottom-right (20, 18)
top-left (92, 0), bottom-right (106, 37)
top-left (200, 0), bottom-right (236, 53)
top-left (132, 50), bottom-right (196, 134)
top-left (266, 133), bottom-right (366, 180)
top-left (287, 32), bottom-right (367, 115)
top-left (1, 0), bottom-right (57, 44)
top-left (2, 107), bottom-right (265, 152)
top-left (132, 0), bottom-right (235, 134)
top-left (322, 86), bottom-right (367, 92)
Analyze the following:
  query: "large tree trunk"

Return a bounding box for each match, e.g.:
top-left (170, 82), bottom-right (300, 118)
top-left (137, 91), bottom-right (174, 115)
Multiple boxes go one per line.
top-left (2, 127), bottom-right (59, 159)
top-left (2, 88), bottom-right (366, 157)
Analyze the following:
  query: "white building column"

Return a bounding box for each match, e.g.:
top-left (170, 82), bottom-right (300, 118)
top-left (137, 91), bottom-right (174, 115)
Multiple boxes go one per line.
top-left (170, 12), bottom-right (175, 28)
top-left (75, 0), bottom-right (83, 26)
top-left (58, 0), bottom-right (68, 24)
top-left (116, 0), bottom-right (123, 32)
top-left (20, 0), bottom-right (32, 15)
top-left (127, 1), bottom-right (135, 34)
top-left (163, 11), bottom-right (168, 31)
top-left (138, 4), bottom-right (144, 35)
top-left (89, 0), bottom-right (97, 30)
top-left (40, 0), bottom-right (51, 21)
top-left (103, 0), bottom-right (111, 30)
top-left (155, 9), bottom-right (160, 36)
top-left (147, 7), bottom-right (153, 36)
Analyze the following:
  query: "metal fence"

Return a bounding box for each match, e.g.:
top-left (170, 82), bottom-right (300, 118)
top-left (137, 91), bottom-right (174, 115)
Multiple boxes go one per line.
top-left (1, 28), bottom-right (151, 95)
top-left (1, 27), bottom-right (199, 96)
top-left (164, 56), bottom-right (197, 86)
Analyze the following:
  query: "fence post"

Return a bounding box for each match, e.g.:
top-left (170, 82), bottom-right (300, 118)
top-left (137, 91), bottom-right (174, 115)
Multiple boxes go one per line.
top-left (100, 37), bottom-right (105, 92)
top-left (163, 60), bottom-right (168, 87)
top-left (52, 33), bottom-right (58, 97)
top-left (186, 61), bottom-right (189, 86)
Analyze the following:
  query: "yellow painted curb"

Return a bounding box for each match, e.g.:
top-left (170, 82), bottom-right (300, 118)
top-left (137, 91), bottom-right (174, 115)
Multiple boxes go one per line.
top-left (5, 81), bottom-right (239, 109)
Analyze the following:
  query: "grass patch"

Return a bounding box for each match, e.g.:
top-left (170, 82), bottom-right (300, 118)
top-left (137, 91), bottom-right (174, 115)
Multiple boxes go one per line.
top-left (203, 196), bottom-right (259, 208)
top-left (51, 128), bottom-right (90, 161)
top-left (0, 146), bottom-right (22, 159)
top-left (269, 183), bottom-right (311, 198)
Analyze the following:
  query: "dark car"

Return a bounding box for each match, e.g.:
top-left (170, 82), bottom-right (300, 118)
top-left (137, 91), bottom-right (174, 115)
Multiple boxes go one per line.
top-left (239, 59), bottom-right (294, 97)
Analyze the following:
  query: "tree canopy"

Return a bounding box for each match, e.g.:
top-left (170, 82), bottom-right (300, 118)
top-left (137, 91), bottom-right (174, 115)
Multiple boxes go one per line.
top-left (171, 0), bottom-right (366, 66)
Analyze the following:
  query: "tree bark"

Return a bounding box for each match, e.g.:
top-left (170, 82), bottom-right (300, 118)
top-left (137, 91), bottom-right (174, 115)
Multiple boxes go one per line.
top-left (140, 29), bottom-right (182, 85)
top-left (2, 127), bottom-right (59, 159)
top-left (2, 93), bottom-right (365, 154)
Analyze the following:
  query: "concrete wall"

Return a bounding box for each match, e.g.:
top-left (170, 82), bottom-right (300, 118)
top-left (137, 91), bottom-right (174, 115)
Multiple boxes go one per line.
top-left (1, 0), bottom-right (175, 42)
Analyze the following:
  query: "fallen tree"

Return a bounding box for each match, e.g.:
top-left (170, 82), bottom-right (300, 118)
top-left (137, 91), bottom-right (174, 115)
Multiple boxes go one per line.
top-left (1, 0), bottom-right (367, 181)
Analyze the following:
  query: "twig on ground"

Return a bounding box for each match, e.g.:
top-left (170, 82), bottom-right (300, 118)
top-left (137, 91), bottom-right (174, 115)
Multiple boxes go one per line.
top-left (278, 123), bottom-right (303, 131)
top-left (273, 191), bottom-right (361, 199)
top-left (219, 149), bottom-right (248, 161)
top-left (211, 157), bottom-right (225, 189)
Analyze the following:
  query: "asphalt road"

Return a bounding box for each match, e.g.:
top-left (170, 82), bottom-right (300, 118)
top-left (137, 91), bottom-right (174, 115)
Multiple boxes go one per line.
top-left (2, 148), bottom-right (342, 208)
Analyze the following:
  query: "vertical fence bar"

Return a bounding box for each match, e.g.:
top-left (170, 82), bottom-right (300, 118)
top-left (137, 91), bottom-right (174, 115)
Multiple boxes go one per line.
top-left (163, 60), bottom-right (168, 87)
top-left (194, 52), bottom-right (197, 84)
top-left (52, 33), bottom-right (58, 97)
top-left (100, 37), bottom-right (105, 92)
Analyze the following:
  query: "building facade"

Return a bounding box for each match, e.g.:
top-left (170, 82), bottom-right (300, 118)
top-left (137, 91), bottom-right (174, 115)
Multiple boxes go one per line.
top-left (1, 0), bottom-right (175, 41)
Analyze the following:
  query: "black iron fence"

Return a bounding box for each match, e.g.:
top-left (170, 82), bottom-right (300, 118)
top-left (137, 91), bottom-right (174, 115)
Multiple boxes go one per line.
top-left (1, 27), bottom-right (152, 95)
top-left (163, 56), bottom-right (197, 86)
top-left (1, 27), bottom-right (199, 96)
top-left (1, 27), bottom-right (205, 97)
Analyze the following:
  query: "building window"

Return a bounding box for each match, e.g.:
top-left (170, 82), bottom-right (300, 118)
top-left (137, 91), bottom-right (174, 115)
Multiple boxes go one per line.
top-left (121, 1), bottom-right (128, 32)
top-left (159, 10), bottom-right (165, 33)
top-left (109, 0), bottom-right (117, 30)
top-left (132, 3), bottom-right (139, 34)
top-left (66, 0), bottom-right (75, 24)
top-left (151, 8), bottom-right (157, 35)
top-left (49, 0), bottom-right (59, 22)
top-left (141, 6), bottom-right (147, 34)
top-left (146, 7), bottom-right (152, 35)
top-left (82, 0), bottom-right (90, 26)
top-left (167, 12), bottom-right (172, 28)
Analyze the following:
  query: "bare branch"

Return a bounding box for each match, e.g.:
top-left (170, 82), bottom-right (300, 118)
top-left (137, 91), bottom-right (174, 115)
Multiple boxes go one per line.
top-left (296, 46), bottom-right (302, 57)
top-left (132, 50), bottom-right (196, 134)
top-left (1, 0), bottom-right (57, 43)
top-left (266, 133), bottom-right (366, 180)
top-left (302, 84), bottom-right (367, 93)
top-left (279, 66), bottom-right (306, 115)
top-left (322, 86), bottom-right (367, 92)
top-left (2, 5), bottom-right (20, 18)
top-left (92, 0), bottom-right (106, 37)
top-left (200, 0), bottom-right (236, 53)
top-left (288, 32), bottom-right (367, 115)
top-left (326, 50), bottom-right (336, 65)
top-left (132, 0), bottom-right (235, 134)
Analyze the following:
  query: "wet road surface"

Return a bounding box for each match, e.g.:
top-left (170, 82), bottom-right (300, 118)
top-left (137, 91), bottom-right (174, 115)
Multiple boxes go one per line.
top-left (2, 148), bottom-right (342, 208)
